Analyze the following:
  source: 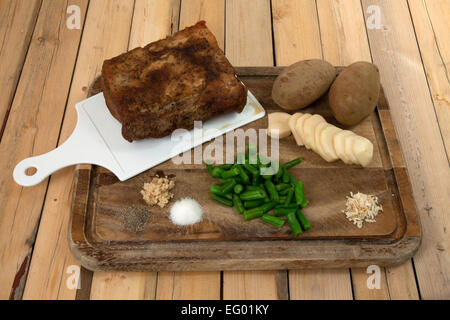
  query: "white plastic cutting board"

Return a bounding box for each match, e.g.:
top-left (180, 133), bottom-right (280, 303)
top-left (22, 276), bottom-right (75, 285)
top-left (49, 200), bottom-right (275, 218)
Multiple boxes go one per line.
top-left (13, 90), bottom-right (265, 187)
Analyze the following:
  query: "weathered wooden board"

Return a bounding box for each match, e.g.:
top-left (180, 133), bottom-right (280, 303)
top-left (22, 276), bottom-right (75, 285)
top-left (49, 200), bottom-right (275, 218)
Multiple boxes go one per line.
top-left (69, 67), bottom-right (421, 271)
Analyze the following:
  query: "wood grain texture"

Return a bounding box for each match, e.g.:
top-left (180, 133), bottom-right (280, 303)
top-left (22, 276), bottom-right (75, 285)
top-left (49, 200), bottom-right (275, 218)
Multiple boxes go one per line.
top-left (129, 0), bottom-right (181, 50)
top-left (87, 0), bottom-right (181, 301)
top-left (0, 0), bottom-right (87, 300)
top-left (408, 0), bottom-right (450, 158)
top-left (0, 0), bottom-right (42, 138)
top-left (225, 0), bottom-right (273, 66)
top-left (361, 0), bottom-right (450, 299)
top-left (21, 0), bottom-right (134, 300)
top-left (223, 0), bottom-right (279, 300)
top-left (90, 272), bottom-right (156, 300)
top-left (223, 271), bottom-right (279, 300)
top-left (179, 0), bottom-right (225, 50)
top-left (272, 0), bottom-right (322, 65)
top-left (156, 272), bottom-right (221, 300)
top-left (289, 269), bottom-right (353, 300)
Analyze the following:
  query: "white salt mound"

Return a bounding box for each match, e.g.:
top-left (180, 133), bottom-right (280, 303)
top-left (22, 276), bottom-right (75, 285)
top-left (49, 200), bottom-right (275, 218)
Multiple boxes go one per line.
top-left (169, 198), bottom-right (204, 226)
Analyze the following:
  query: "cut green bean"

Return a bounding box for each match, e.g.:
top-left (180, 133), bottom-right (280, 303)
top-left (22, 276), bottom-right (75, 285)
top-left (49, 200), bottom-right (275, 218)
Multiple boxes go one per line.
top-left (286, 211), bottom-right (303, 236)
top-left (251, 173), bottom-right (261, 186)
top-left (261, 214), bottom-right (285, 228)
top-left (233, 184), bottom-right (244, 194)
top-left (295, 181), bottom-right (305, 205)
top-left (209, 184), bottom-right (225, 196)
top-left (243, 207), bottom-right (264, 221)
top-left (282, 168), bottom-right (290, 183)
top-left (220, 167), bottom-right (240, 179)
top-left (245, 185), bottom-right (260, 191)
top-left (279, 187), bottom-right (292, 196)
top-left (296, 208), bottom-right (311, 231)
top-left (275, 183), bottom-right (291, 191)
top-left (221, 179), bottom-right (236, 194)
top-left (275, 164), bottom-right (284, 182)
top-left (233, 194), bottom-right (245, 214)
top-left (211, 167), bottom-right (225, 178)
top-left (264, 180), bottom-right (279, 203)
top-left (239, 190), bottom-right (265, 201)
top-left (273, 207), bottom-right (296, 217)
top-left (260, 201), bottom-right (277, 214)
top-left (282, 158), bottom-right (302, 170)
top-left (284, 188), bottom-right (294, 206)
top-left (244, 163), bottom-right (259, 176)
top-left (211, 194), bottom-right (233, 207)
top-left (275, 204), bottom-right (298, 211)
top-left (236, 165), bottom-right (250, 184)
top-left (244, 199), bottom-right (264, 209)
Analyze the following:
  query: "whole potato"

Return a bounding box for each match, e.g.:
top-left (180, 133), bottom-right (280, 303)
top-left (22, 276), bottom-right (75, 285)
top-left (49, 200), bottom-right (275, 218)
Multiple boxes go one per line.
top-left (272, 59), bottom-right (336, 110)
top-left (329, 61), bottom-right (381, 126)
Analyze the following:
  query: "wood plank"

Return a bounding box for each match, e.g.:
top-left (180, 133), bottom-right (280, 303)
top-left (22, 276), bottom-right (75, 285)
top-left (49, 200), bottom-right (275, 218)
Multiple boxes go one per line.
top-left (156, 272), bottom-right (221, 299)
top-left (179, 0), bottom-right (225, 50)
top-left (87, 0), bottom-right (180, 300)
top-left (128, 0), bottom-right (180, 50)
top-left (20, 0), bottom-right (134, 300)
top-left (90, 272), bottom-right (156, 300)
top-left (361, 0), bottom-right (450, 299)
top-left (272, 0), bottom-right (322, 65)
top-left (225, 0), bottom-right (273, 66)
top-left (408, 0), bottom-right (450, 158)
top-left (289, 269), bottom-right (353, 299)
top-left (223, 0), bottom-right (280, 300)
top-left (153, 0), bottom-right (223, 301)
top-left (223, 271), bottom-right (280, 300)
top-left (0, 0), bottom-right (42, 138)
top-left (0, 0), bottom-right (87, 300)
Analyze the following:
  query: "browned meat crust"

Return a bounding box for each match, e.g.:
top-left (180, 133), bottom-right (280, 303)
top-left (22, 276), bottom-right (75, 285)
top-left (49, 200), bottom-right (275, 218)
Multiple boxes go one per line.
top-left (101, 21), bottom-right (248, 142)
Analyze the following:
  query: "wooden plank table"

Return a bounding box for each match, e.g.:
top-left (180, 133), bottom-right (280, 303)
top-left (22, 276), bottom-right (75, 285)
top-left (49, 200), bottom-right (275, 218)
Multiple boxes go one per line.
top-left (0, 0), bottom-right (448, 300)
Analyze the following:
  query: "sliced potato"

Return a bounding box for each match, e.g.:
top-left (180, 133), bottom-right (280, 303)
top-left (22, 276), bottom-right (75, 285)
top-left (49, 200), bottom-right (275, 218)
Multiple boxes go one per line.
top-left (267, 112), bottom-right (292, 138)
top-left (333, 130), bottom-right (354, 164)
top-left (303, 114), bottom-right (326, 150)
top-left (288, 113), bottom-right (304, 146)
top-left (313, 122), bottom-right (332, 161)
top-left (344, 134), bottom-right (359, 164)
top-left (319, 124), bottom-right (341, 162)
top-left (352, 136), bottom-right (373, 167)
top-left (295, 113), bottom-right (312, 148)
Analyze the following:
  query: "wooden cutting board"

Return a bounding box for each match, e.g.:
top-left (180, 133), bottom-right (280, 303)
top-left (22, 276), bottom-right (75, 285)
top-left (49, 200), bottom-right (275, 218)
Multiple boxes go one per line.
top-left (69, 67), bottom-right (421, 271)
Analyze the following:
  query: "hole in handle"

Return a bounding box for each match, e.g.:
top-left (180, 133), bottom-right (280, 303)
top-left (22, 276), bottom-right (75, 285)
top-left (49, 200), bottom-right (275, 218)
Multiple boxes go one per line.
top-left (25, 167), bottom-right (37, 176)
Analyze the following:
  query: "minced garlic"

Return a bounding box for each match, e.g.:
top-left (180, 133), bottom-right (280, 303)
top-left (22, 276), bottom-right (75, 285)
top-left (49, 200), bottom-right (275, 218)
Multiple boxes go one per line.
top-left (342, 192), bottom-right (383, 228)
top-left (140, 175), bottom-right (175, 208)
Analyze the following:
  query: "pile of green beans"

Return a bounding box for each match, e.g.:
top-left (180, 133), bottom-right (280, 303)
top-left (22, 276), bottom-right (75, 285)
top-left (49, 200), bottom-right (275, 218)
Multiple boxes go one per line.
top-left (206, 147), bottom-right (311, 236)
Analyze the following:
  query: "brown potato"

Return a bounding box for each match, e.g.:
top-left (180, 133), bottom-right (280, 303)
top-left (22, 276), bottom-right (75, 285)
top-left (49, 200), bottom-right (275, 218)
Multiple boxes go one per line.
top-left (329, 61), bottom-right (381, 126)
top-left (272, 59), bottom-right (336, 110)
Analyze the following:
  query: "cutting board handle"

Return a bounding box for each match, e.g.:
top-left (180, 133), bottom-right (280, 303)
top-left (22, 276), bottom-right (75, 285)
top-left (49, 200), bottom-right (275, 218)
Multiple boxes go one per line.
top-left (13, 137), bottom-right (84, 186)
top-left (13, 104), bottom-right (122, 187)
